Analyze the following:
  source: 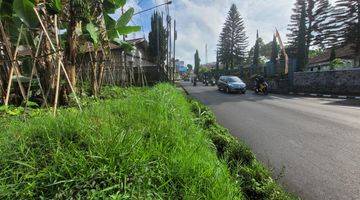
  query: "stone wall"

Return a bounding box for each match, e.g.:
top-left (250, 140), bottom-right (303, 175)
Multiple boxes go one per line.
top-left (293, 68), bottom-right (360, 95)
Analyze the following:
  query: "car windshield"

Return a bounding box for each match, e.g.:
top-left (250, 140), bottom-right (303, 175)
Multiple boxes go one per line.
top-left (228, 77), bottom-right (242, 83)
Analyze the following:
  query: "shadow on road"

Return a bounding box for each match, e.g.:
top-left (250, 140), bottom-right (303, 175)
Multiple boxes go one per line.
top-left (323, 99), bottom-right (360, 108)
top-left (183, 84), bottom-right (300, 106)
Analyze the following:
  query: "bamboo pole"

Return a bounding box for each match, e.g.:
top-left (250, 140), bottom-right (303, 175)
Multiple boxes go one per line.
top-left (53, 15), bottom-right (62, 115)
top-left (24, 31), bottom-right (48, 108)
top-left (1, 23), bottom-right (27, 105)
top-left (33, 7), bottom-right (82, 113)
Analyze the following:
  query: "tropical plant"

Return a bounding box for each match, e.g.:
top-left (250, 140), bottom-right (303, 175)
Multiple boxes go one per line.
top-left (0, 0), bottom-right (140, 107)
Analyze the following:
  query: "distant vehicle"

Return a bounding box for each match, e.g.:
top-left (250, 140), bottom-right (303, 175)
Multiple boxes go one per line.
top-left (252, 75), bottom-right (269, 95)
top-left (217, 76), bottom-right (246, 94)
top-left (204, 77), bottom-right (216, 86)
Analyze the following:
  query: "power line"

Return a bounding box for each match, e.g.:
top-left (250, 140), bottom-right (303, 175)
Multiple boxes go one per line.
top-left (133, 1), bottom-right (172, 16)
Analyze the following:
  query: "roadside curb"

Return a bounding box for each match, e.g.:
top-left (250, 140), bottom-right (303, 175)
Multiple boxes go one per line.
top-left (177, 82), bottom-right (190, 95)
top-left (286, 92), bottom-right (360, 100)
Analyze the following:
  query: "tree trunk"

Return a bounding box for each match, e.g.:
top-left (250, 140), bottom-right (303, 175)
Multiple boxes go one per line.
top-left (90, 52), bottom-right (98, 97)
top-left (65, 3), bottom-right (78, 89)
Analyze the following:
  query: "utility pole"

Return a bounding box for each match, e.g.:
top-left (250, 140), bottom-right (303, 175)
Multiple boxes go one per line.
top-left (205, 44), bottom-right (208, 66)
top-left (165, 0), bottom-right (172, 81)
top-left (173, 20), bottom-right (177, 83)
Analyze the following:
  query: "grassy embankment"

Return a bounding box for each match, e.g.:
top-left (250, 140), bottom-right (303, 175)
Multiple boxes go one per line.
top-left (0, 84), bottom-right (295, 199)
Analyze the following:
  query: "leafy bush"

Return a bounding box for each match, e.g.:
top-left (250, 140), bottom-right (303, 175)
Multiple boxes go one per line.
top-left (225, 141), bottom-right (255, 169)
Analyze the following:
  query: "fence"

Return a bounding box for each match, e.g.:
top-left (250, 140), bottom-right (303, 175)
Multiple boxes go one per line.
top-left (293, 68), bottom-right (360, 95)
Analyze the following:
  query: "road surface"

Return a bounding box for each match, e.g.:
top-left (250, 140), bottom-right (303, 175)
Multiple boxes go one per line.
top-left (182, 82), bottom-right (360, 200)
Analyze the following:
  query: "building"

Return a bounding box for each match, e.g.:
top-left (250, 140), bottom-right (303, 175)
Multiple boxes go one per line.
top-left (175, 59), bottom-right (187, 75)
top-left (81, 38), bottom-right (163, 86)
top-left (308, 44), bottom-right (358, 71)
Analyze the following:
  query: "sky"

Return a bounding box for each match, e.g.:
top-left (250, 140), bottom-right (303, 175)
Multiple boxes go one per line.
top-left (120, 0), bottom-right (335, 66)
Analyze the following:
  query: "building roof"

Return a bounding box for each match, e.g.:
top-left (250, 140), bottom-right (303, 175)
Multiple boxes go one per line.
top-left (83, 37), bottom-right (148, 53)
top-left (308, 44), bottom-right (356, 66)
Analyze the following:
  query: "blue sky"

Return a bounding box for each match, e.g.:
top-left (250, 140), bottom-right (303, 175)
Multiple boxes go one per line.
top-left (121, 0), bottom-right (336, 66)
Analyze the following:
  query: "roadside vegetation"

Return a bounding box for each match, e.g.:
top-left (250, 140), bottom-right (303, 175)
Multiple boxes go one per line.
top-left (0, 84), bottom-right (295, 199)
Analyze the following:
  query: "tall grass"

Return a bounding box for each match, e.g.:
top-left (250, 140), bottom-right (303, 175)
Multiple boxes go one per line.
top-left (0, 84), bottom-right (242, 199)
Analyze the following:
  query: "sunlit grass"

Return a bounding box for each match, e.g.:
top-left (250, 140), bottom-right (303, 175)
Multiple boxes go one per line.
top-left (0, 84), bottom-right (242, 199)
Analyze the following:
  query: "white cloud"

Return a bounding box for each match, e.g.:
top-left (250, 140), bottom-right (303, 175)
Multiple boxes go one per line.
top-left (172, 0), bottom-right (296, 65)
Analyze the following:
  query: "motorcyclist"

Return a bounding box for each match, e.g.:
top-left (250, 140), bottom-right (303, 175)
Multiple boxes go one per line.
top-left (254, 75), bottom-right (264, 88)
top-left (193, 76), bottom-right (197, 86)
top-left (254, 75), bottom-right (267, 93)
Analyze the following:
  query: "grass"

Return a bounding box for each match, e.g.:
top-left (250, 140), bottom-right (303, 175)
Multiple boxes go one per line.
top-left (0, 84), bottom-right (241, 199)
top-left (0, 84), bottom-right (295, 199)
top-left (190, 100), bottom-right (296, 200)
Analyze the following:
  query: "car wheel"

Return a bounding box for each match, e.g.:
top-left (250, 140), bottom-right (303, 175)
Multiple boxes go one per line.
top-left (226, 87), bottom-right (230, 93)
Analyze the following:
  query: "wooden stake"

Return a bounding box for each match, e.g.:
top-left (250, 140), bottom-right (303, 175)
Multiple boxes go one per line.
top-left (1, 23), bottom-right (27, 105)
top-left (33, 8), bottom-right (82, 113)
top-left (53, 15), bottom-right (62, 115)
top-left (25, 31), bottom-right (48, 108)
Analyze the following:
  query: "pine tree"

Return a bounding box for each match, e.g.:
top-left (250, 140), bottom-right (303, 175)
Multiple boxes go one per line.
top-left (297, 3), bottom-right (308, 71)
top-left (288, 0), bottom-right (335, 51)
top-left (218, 4), bottom-right (248, 70)
top-left (329, 47), bottom-right (336, 61)
top-left (216, 49), bottom-right (220, 70)
top-left (287, 0), bottom-right (306, 49)
top-left (271, 34), bottom-right (279, 65)
top-left (252, 30), bottom-right (260, 67)
top-left (148, 12), bottom-right (167, 66)
top-left (194, 50), bottom-right (201, 75)
top-left (312, 0), bottom-right (336, 48)
top-left (331, 0), bottom-right (360, 66)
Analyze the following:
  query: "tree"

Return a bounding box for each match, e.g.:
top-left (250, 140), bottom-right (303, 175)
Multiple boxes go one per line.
top-left (187, 64), bottom-right (193, 72)
top-left (194, 50), bottom-right (200, 75)
top-left (297, 2), bottom-right (308, 71)
top-left (148, 12), bottom-right (167, 66)
top-left (329, 47), bottom-right (336, 61)
top-left (287, 0), bottom-right (306, 49)
top-left (0, 0), bottom-right (140, 106)
top-left (270, 34), bottom-right (280, 65)
top-left (312, 0), bottom-right (336, 48)
top-left (252, 30), bottom-right (260, 67)
top-left (287, 0), bottom-right (335, 56)
top-left (331, 0), bottom-right (360, 66)
top-left (216, 49), bottom-right (220, 70)
top-left (218, 4), bottom-right (248, 70)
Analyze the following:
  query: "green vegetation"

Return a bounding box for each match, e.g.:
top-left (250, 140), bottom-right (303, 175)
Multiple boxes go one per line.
top-left (190, 100), bottom-right (295, 200)
top-left (0, 84), bottom-right (295, 199)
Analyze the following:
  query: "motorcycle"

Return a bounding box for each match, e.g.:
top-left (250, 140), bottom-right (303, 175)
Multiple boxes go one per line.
top-left (254, 82), bottom-right (269, 95)
top-left (193, 78), bottom-right (197, 86)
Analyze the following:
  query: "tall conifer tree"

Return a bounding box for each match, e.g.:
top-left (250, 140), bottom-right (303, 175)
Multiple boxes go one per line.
top-left (297, 3), bottom-right (308, 71)
top-left (148, 12), bottom-right (167, 66)
top-left (218, 4), bottom-right (248, 70)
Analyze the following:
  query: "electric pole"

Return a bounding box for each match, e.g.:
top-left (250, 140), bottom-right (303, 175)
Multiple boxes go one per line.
top-left (173, 20), bottom-right (177, 83)
top-left (205, 44), bottom-right (208, 66)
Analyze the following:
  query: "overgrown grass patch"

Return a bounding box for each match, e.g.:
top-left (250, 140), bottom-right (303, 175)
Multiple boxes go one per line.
top-left (0, 84), bottom-right (241, 199)
top-left (190, 99), bottom-right (296, 200)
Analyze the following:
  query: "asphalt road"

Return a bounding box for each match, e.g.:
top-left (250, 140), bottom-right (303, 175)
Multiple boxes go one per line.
top-left (181, 81), bottom-right (360, 200)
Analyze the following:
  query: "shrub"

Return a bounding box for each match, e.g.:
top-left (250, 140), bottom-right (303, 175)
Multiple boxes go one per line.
top-left (225, 141), bottom-right (255, 169)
